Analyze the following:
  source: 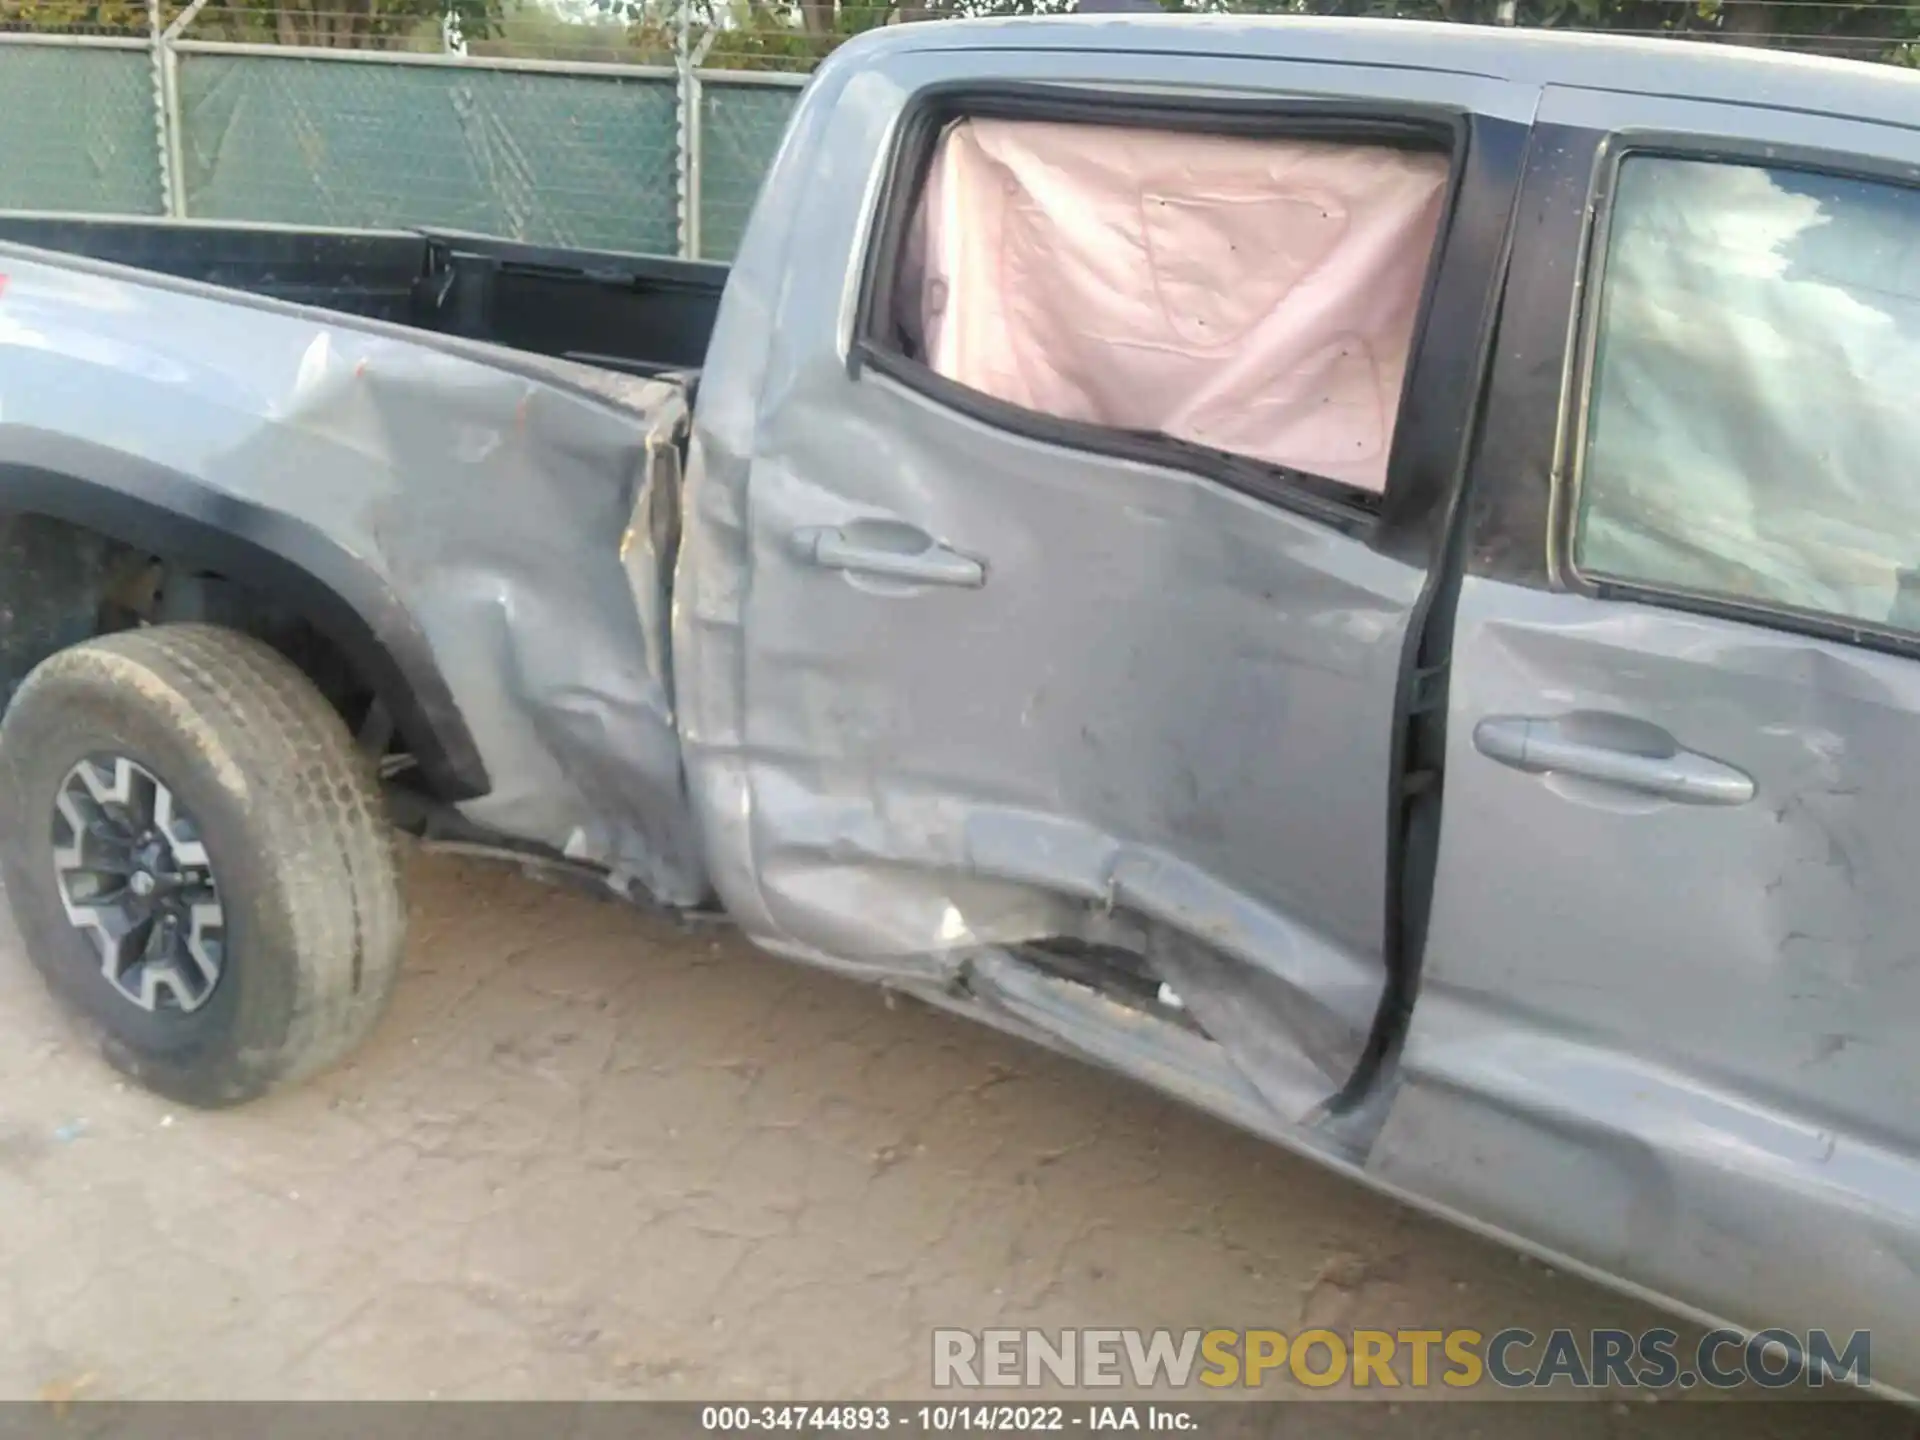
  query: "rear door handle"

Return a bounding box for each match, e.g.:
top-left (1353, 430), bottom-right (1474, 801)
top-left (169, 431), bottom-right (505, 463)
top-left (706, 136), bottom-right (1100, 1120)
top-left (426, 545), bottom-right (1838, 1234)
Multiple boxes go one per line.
top-left (791, 519), bottom-right (985, 589)
top-left (1472, 715), bottom-right (1755, 806)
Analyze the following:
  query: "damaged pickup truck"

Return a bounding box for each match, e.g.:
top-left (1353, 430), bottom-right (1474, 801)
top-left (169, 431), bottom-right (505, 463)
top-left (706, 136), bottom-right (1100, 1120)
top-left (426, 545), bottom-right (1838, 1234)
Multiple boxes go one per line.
top-left (3, 12), bottom-right (1919, 1395)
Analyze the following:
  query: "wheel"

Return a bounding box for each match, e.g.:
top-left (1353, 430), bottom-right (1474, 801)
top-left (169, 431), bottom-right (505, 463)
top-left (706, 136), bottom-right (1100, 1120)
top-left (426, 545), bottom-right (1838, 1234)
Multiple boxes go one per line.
top-left (0, 624), bottom-right (405, 1107)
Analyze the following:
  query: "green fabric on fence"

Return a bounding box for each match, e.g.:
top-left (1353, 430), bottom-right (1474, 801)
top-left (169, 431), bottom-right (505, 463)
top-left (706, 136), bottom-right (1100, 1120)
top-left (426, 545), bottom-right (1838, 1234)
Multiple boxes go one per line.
top-left (177, 53), bottom-right (680, 254)
top-left (0, 47), bottom-right (165, 215)
top-left (698, 81), bottom-right (798, 261)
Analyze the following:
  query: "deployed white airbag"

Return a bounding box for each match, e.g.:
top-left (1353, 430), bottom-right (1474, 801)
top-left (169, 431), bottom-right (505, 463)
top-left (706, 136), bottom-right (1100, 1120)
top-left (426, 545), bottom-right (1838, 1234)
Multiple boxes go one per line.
top-left (904, 118), bottom-right (1450, 493)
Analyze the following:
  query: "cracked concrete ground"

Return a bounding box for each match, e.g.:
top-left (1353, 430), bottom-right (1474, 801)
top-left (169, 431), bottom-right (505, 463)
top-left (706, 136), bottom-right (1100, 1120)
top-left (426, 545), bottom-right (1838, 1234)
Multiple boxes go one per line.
top-left (0, 848), bottom-right (1903, 1432)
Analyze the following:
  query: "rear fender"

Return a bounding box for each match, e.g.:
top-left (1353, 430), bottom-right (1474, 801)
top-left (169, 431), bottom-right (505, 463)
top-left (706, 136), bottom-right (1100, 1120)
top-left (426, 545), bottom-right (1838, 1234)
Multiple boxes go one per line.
top-left (0, 431), bottom-right (487, 800)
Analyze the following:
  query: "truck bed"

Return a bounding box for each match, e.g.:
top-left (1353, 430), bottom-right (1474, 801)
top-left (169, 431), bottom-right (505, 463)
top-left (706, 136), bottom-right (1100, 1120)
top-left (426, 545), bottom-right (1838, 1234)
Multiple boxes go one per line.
top-left (0, 215), bottom-right (726, 380)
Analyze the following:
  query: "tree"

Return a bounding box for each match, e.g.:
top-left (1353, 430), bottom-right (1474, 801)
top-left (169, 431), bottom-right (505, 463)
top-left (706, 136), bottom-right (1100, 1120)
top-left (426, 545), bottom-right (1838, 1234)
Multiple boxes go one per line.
top-left (0, 0), bottom-right (498, 47)
top-left (197, 0), bottom-right (499, 49)
top-left (591, 0), bottom-right (915, 70)
top-left (593, 0), bottom-right (1918, 67)
top-left (0, 0), bottom-right (150, 36)
top-left (6, 0), bottom-right (1910, 65)
top-left (1302, 0), bottom-right (1919, 63)
top-left (467, 0), bottom-right (665, 60)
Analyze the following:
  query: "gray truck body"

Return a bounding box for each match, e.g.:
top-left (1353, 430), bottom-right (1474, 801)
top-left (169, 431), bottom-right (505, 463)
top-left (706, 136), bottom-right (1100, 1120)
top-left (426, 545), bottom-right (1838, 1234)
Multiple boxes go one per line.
top-left (3, 13), bottom-right (1917, 1396)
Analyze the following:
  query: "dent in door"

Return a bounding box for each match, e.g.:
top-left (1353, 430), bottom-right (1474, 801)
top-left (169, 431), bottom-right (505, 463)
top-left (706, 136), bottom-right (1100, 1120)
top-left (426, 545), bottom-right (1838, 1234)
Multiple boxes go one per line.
top-left (1373, 576), bottom-right (1920, 1395)
top-left (671, 43), bottom-right (1439, 1132)
top-left (677, 398), bottom-right (1415, 1126)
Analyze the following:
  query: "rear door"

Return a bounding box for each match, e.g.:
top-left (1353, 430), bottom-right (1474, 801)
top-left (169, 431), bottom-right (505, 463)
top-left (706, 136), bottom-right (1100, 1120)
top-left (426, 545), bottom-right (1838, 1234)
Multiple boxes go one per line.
top-left (678, 46), bottom-right (1533, 1126)
top-left (1374, 85), bottom-right (1920, 1376)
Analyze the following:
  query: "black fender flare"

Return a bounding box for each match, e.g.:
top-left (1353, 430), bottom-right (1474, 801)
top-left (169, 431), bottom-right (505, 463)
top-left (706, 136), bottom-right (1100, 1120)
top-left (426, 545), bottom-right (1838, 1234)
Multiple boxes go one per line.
top-left (0, 427), bottom-right (489, 801)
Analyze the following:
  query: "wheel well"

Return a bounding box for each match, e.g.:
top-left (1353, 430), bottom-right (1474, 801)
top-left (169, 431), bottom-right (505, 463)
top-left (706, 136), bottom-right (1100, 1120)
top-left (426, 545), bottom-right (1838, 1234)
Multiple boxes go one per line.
top-left (1, 511), bottom-right (390, 766)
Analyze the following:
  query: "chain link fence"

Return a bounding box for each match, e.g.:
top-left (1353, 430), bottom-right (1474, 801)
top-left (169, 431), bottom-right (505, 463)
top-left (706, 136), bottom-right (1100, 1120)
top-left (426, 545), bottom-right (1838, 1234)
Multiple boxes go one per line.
top-left (0, 39), bottom-right (165, 214)
top-left (1, 2), bottom-right (1915, 261)
top-left (0, 0), bottom-right (805, 259)
top-left (696, 72), bottom-right (800, 260)
top-left (173, 48), bottom-right (683, 251)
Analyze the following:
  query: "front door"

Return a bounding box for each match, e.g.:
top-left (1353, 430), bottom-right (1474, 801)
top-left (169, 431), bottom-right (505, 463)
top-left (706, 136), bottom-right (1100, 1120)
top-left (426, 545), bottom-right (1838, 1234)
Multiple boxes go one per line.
top-left (1373, 86), bottom-right (1920, 1386)
top-left (680, 44), bottom-right (1532, 1125)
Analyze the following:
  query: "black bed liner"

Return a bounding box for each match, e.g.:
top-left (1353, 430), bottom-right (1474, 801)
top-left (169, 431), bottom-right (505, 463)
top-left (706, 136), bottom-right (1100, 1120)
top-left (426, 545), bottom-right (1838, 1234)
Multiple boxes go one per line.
top-left (0, 215), bottom-right (727, 379)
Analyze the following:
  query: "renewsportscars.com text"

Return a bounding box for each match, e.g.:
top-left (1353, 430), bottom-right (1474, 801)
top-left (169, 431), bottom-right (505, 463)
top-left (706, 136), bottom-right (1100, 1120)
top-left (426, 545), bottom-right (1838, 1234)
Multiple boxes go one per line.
top-left (932, 1326), bottom-right (1872, 1392)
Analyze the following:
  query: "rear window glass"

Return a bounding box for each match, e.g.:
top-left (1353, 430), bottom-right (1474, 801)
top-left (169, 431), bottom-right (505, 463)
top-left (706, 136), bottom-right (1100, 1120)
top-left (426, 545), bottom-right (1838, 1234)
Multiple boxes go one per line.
top-left (1575, 156), bottom-right (1920, 631)
top-left (889, 117), bottom-right (1450, 496)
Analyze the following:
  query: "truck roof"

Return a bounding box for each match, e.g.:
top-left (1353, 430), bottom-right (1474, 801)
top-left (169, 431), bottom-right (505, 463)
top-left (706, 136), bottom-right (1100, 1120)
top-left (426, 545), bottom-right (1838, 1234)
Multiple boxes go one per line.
top-left (852, 13), bottom-right (1920, 133)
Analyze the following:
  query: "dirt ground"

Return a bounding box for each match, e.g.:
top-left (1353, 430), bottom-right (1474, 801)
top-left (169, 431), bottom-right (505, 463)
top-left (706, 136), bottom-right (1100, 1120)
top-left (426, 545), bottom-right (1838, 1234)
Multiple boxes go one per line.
top-left (0, 847), bottom-right (1904, 1431)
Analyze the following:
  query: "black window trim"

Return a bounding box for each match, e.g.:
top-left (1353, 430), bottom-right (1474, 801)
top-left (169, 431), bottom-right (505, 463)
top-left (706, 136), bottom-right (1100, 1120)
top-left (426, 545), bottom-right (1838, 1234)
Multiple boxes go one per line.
top-left (847, 79), bottom-right (1473, 542)
top-left (1554, 127), bottom-right (1920, 662)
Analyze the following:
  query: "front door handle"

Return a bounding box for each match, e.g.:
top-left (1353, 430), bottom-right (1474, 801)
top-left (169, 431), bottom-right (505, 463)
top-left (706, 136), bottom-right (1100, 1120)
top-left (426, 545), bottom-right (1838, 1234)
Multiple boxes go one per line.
top-left (791, 519), bottom-right (985, 589)
top-left (1473, 714), bottom-right (1755, 806)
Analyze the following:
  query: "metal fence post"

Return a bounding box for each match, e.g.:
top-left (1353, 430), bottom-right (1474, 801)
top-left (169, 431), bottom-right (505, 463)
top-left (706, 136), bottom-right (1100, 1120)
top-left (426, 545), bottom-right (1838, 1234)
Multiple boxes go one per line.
top-left (147, 0), bottom-right (178, 216)
top-left (158, 0), bottom-right (212, 217)
top-left (674, 0), bottom-right (702, 260)
top-left (160, 45), bottom-right (188, 215)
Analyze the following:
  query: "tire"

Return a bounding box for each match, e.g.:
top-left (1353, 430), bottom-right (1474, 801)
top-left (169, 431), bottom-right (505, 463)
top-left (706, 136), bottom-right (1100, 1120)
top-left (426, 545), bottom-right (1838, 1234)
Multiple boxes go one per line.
top-left (0, 623), bottom-right (405, 1107)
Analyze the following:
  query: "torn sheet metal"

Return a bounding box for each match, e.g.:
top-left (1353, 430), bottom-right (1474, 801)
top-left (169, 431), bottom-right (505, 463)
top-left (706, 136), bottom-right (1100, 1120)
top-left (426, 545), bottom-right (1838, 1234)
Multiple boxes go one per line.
top-left (671, 45), bottom-right (1422, 1127)
top-left (964, 947), bottom-right (1282, 1131)
top-left (0, 248), bottom-right (710, 906)
top-left (674, 388), bottom-right (1406, 1119)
